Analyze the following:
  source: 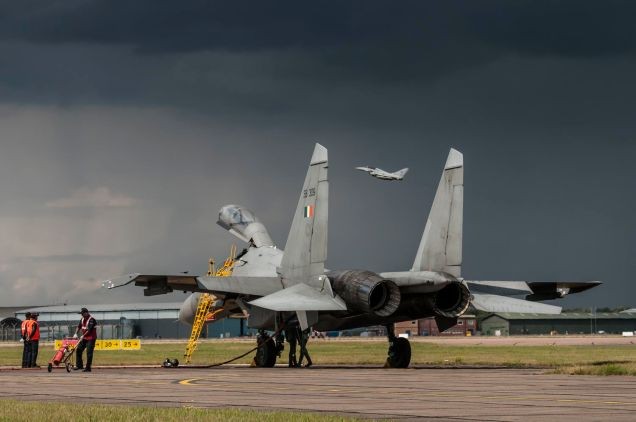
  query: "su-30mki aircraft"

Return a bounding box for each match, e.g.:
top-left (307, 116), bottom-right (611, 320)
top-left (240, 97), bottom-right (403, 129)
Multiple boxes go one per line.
top-left (107, 144), bottom-right (600, 368)
top-left (355, 165), bottom-right (409, 180)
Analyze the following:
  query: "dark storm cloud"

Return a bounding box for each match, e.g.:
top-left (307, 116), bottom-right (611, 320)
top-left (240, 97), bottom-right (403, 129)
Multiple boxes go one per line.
top-left (12, 254), bottom-right (124, 263)
top-left (0, 1), bottom-right (634, 116)
top-left (2, 2), bottom-right (635, 57)
top-left (0, 1), bottom-right (634, 309)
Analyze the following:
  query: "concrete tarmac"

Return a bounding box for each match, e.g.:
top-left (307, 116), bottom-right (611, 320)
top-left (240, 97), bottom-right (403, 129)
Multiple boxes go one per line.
top-left (1, 366), bottom-right (635, 421)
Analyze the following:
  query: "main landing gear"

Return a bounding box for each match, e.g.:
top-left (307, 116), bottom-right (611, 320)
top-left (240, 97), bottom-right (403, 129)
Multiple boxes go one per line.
top-left (253, 329), bottom-right (284, 367)
top-left (253, 324), bottom-right (313, 368)
top-left (384, 324), bottom-right (411, 368)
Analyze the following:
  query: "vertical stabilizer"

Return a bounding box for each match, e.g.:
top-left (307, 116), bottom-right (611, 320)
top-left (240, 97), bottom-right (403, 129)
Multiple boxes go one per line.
top-left (280, 143), bottom-right (328, 288)
top-left (412, 148), bottom-right (463, 277)
top-left (395, 168), bottom-right (409, 179)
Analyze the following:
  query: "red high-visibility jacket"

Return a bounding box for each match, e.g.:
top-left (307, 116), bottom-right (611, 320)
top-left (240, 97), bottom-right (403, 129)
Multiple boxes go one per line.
top-left (78, 315), bottom-right (97, 340)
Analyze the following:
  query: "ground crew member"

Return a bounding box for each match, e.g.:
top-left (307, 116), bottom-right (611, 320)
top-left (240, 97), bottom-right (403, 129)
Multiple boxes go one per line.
top-left (28, 313), bottom-right (40, 368)
top-left (73, 307), bottom-right (97, 372)
top-left (284, 326), bottom-right (298, 367)
top-left (20, 312), bottom-right (32, 368)
top-left (297, 326), bottom-right (313, 368)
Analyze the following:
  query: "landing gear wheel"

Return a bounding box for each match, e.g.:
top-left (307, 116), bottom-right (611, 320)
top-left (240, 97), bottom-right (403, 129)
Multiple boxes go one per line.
top-left (386, 337), bottom-right (411, 368)
top-left (65, 362), bottom-right (71, 372)
top-left (254, 335), bottom-right (277, 367)
top-left (47, 363), bottom-right (53, 373)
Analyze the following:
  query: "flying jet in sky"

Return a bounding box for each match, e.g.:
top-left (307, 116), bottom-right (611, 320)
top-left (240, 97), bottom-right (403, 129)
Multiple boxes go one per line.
top-left (107, 145), bottom-right (600, 368)
top-left (355, 166), bottom-right (409, 180)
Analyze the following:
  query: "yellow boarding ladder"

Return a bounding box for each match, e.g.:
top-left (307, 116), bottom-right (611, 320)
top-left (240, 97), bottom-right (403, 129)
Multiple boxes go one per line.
top-left (184, 245), bottom-right (237, 364)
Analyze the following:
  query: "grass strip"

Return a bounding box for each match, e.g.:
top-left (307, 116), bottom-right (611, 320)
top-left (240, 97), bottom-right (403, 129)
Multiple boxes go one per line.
top-left (0, 399), bottom-right (361, 422)
top-left (1, 341), bottom-right (635, 375)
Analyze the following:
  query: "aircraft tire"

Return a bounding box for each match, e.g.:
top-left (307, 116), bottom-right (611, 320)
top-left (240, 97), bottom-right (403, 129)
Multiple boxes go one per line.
top-left (254, 336), bottom-right (277, 367)
top-left (386, 337), bottom-right (411, 368)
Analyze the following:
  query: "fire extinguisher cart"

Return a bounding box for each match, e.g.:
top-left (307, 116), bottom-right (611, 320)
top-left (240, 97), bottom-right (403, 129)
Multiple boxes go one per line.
top-left (47, 336), bottom-right (82, 373)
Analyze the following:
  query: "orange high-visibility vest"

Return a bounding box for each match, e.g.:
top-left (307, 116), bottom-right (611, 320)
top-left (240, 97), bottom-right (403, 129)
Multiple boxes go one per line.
top-left (21, 320), bottom-right (33, 339)
top-left (30, 320), bottom-right (40, 341)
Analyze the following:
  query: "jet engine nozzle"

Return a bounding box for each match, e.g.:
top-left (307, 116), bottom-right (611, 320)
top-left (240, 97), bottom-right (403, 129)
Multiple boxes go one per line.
top-left (217, 205), bottom-right (274, 247)
top-left (433, 282), bottom-right (471, 318)
top-left (329, 270), bottom-right (401, 317)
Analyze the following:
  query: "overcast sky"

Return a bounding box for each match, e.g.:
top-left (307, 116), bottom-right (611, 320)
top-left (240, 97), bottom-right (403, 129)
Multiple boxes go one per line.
top-left (0, 1), bottom-right (634, 309)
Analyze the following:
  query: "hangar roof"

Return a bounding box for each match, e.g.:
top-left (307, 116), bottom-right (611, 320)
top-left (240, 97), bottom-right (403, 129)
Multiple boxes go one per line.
top-left (1, 306), bottom-right (42, 319)
top-left (14, 303), bottom-right (185, 322)
top-left (15, 302), bottom-right (183, 315)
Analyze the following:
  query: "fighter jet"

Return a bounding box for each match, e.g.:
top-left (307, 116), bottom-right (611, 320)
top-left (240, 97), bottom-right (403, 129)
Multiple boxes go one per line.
top-left (356, 166), bottom-right (408, 180)
top-left (106, 145), bottom-right (600, 368)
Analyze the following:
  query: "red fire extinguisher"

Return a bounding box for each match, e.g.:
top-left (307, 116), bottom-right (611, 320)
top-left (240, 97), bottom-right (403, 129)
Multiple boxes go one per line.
top-left (52, 347), bottom-right (66, 365)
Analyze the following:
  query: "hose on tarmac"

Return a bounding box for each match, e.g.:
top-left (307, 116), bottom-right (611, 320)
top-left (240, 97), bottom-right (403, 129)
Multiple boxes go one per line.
top-left (165, 318), bottom-right (289, 369)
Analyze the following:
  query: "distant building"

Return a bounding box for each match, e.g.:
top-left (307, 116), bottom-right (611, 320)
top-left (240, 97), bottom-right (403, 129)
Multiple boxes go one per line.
top-left (1, 306), bottom-right (43, 341)
top-left (12, 303), bottom-right (251, 340)
top-left (480, 312), bottom-right (636, 336)
top-left (394, 315), bottom-right (477, 337)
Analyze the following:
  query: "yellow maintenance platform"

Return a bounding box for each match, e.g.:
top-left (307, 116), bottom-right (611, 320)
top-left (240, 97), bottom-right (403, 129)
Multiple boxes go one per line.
top-left (183, 245), bottom-right (237, 364)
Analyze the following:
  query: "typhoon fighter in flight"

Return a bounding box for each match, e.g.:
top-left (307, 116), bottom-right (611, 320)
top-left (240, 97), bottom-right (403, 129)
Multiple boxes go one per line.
top-left (356, 166), bottom-right (409, 181)
top-left (107, 145), bottom-right (600, 368)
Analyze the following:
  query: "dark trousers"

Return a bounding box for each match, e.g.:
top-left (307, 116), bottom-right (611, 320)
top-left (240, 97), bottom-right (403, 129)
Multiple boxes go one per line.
top-left (75, 338), bottom-right (96, 369)
top-left (285, 327), bottom-right (298, 367)
top-left (29, 340), bottom-right (39, 367)
top-left (21, 341), bottom-right (32, 368)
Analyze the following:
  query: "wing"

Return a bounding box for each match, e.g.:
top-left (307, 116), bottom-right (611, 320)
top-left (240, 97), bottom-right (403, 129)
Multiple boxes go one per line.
top-left (466, 280), bottom-right (533, 296)
top-left (105, 273), bottom-right (283, 297)
top-left (471, 293), bottom-right (561, 314)
top-left (525, 281), bottom-right (602, 301)
top-left (467, 280), bottom-right (602, 301)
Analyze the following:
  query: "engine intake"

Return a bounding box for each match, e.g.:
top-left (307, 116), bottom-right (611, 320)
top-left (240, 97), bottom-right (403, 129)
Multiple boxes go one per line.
top-left (329, 270), bottom-right (401, 317)
top-left (433, 282), bottom-right (471, 318)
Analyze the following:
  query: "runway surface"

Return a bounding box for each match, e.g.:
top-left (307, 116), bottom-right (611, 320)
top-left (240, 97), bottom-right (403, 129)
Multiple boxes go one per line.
top-left (2, 366), bottom-right (635, 421)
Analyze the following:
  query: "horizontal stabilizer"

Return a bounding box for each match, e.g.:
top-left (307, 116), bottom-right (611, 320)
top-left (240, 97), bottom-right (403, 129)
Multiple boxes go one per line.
top-left (197, 275), bottom-right (283, 297)
top-left (471, 293), bottom-right (562, 314)
top-left (249, 283), bottom-right (347, 312)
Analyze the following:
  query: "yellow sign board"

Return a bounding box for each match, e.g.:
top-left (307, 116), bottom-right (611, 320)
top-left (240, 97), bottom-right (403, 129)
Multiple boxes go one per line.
top-left (99, 340), bottom-right (120, 350)
top-left (54, 339), bottom-right (141, 351)
top-left (121, 339), bottom-right (141, 350)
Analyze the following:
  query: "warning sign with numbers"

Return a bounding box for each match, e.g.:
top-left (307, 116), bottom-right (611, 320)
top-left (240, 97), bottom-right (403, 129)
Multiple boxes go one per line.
top-left (120, 339), bottom-right (141, 350)
top-left (53, 339), bottom-right (141, 351)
